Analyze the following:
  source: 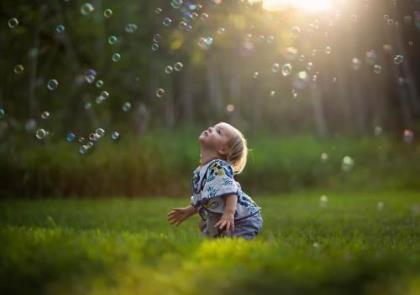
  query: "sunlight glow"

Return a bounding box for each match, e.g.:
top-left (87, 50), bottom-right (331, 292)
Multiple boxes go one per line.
top-left (263, 0), bottom-right (333, 12)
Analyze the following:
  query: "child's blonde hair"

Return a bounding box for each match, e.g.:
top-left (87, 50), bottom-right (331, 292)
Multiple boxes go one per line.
top-left (225, 126), bottom-right (248, 175)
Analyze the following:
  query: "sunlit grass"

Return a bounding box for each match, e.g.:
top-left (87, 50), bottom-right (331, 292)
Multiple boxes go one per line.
top-left (0, 191), bottom-right (419, 294)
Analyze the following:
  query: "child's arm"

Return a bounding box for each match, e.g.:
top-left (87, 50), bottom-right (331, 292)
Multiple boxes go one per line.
top-left (168, 205), bottom-right (198, 227)
top-left (214, 194), bottom-right (237, 232)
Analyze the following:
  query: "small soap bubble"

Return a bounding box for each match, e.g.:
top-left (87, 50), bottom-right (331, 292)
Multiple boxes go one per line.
top-left (47, 79), bottom-right (59, 91)
top-left (153, 33), bottom-right (161, 43)
top-left (81, 3), bottom-right (95, 15)
top-left (78, 136), bottom-right (86, 144)
top-left (66, 132), bottom-right (76, 143)
top-left (341, 156), bottom-right (354, 172)
top-left (291, 26), bottom-right (301, 37)
top-left (374, 126), bottom-right (383, 136)
top-left (325, 46), bottom-right (332, 55)
top-left (35, 128), bottom-right (49, 140)
top-left (155, 7), bottom-right (162, 14)
top-left (352, 58), bottom-right (362, 70)
top-left (320, 152), bottom-right (328, 162)
top-left (162, 17), bottom-right (173, 27)
top-left (217, 27), bottom-right (226, 35)
top-left (13, 64), bottom-right (24, 74)
top-left (103, 8), bottom-right (113, 18)
top-left (252, 72), bottom-right (259, 79)
top-left (95, 80), bottom-right (104, 88)
top-left (151, 43), bottom-right (159, 51)
top-left (320, 195), bottom-right (328, 208)
top-left (291, 89), bottom-right (298, 98)
top-left (122, 102), bottom-right (132, 112)
top-left (8, 17), bottom-right (19, 29)
top-left (200, 13), bottom-right (209, 21)
top-left (79, 145), bottom-right (89, 155)
top-left (198, 36), bottom-right (213, 50)
top-left (377, 202), bottom-right (384, 211)
top-left (0, 108), bottom-right (5, 119)
top-left (403, 129), bottom-right (414, 144)
top-left (266, 35), bottom-right (274, 44)
top-left (271, 63), bottom-right (280, 74)
top-left (156, 88), bottom-right (165, 98)
top-left (365, 49), bottom-right (378, 65)
top-left (393, 54), bottom-right (404, 64)
top-left (112, 53), bottom-right (121, 62)
top-left (96, 91), bottom-right (109, 104)
top-left (108, 35), bottom-right (118, 45)
top-left (41, 111), bottom-right (50, 120)
top-left (84, 102), bottom-right (92, 110)
top-left (111, 131), bottom-right (120, 140)
top-left (174, 62), bottom-right (183, 71)
top-left (281, 63), bottom-right (292, 77)
top-left (95, 128), bottom-right (105, 137)
top-left (171, 0), bottom-right (183, 9)
top-left (56, 25), bottom-right (65, 33)
top-left (313, 242), bottom-right (320, 249)
top-left (125, 23), bottom-right (138, 33)
top-left (89, 132), bottom-right (99, 142)
top-left (373, 64), bottom-right (382, 74)
top-left (165, 65), bottom-right (174, 74)
top-left (226, 104), bottom-right (235, 112)
top-left (269, 90), bottom-right (276, 97)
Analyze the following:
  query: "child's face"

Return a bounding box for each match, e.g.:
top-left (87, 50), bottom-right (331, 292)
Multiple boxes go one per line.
top-left (198, 122), bottom-right (236, 155)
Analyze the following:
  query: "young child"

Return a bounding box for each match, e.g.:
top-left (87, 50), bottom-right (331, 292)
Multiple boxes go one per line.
top-left (167, 122), bottom-right (263, 240)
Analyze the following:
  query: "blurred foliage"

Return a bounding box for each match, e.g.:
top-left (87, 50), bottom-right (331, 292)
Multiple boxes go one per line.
top-left (0, 127), bottom-right (419, 198)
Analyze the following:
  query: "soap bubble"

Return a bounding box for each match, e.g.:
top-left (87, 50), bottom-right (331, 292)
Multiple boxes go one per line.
top-left (198, 36), bottom-right (213, 50)
top-left (373, 64), bottom-right (382, 74)
top-left (252, 72), bottom-right (259, 79)
top-left (403, 129), bottom-right (414, 144)
top-left (84, 102), bottom-right (92, 110)
top-left (291, 26), bottom-right (301, 37)
top-left (89, 132), bottom-right (99, 142)
top-left (320, 195), bottom-right (328, 208)
top-left (95, 80), bottom-right (104, 88)
top-left (171, 0), bottom-right (183, 9)
top-left (56, 25), bottom-right (65, 33)
top-left (341, 156), bottom-right (354, 172)
top-left (377, 202), bottom-right (384, 211)
top-left (284, 47), bottom-right (298, 61)
top-left (95, 128), bottom-right (105, 137)
top-left (393, 54), bottom-right (404, 64)
top-left (217, 27), bottom-right (226, 35)
top-left (81, 3), bottom-right (95, 15)
top-left (122, 102), bottom-right (132, 112)
top-left (41, 111), bottom-right (50, 120)
top-left (66, 132), bottom-right (76, 143)
top-left (112, 53), bottom-right (121, 62)
top-left (152, 33), bottom-right (161, 43)
top-left (13, 64), bottom-right (24, 74)
top-left (291, 89), bottom-right (298, 98)
top-left (320, 152), bottom-right (328, 162)
top-left (269, 90), bottom-right (276, 97)
top-left (365, 49), bottom-right (378, 65)
top-left (125, 23), bottom-right (138, 33)
top-left (151, 43), bottom-right (159, 51)
top-left (103, 8), bottom-right (113, 18)
top-left (282, 63), bottom-right (292, 77)
top-left (174, 62), bottom-right (183, 71)
top-left (351, 58), bottom-right (362, 70)
top-left (0, 108), bottom-right (5, 119)
top-left (200, 13), bottom-right (209, 21)
top-left (84, 69), bottom-right (96, 83)
top-left (266, 35), bottom-right (274, 44)
top-left (96, 91), bottom-right (109, 104)
top-left (108, 35), bottom-right (118, 45)
top-left (79, 145), bottom-right (89, 155)
top-left (111, 131), bottom-right (120, 140)
top-left (226, 104), bottom-right (235, 112)
top-left (8, 17), bottom-right (19, 29)
top-left (155, 7), bottom-right (162, 14)
top-left (325, 46), bottom-right (332, 55)
top-left (374, 126), bottom-right (383, 136)
top-left (47, 79), bottom-right (59, 91)
top-left (156, 88), bottom-right (165, 98)
top-left (162, 17), bottom-right (173, 27)
top-left (271, 63), bottom-right (280, 73)
top-left (35, 128), bottom-right (49, 140)
top-left (165, 65), bottom-right (174, 74)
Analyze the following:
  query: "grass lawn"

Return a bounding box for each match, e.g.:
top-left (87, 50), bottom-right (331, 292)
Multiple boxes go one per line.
top-left (0, 190), bottom-right (419, 295)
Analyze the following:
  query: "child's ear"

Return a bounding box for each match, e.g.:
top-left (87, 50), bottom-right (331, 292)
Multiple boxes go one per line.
top-left (218, 145), bottom-right (228, 156)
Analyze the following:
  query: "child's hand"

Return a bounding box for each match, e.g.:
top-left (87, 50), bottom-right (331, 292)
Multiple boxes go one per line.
top-left (167, 207), bottom-right (193, 227)
top-left (214, 212), bottom-right (235, 232)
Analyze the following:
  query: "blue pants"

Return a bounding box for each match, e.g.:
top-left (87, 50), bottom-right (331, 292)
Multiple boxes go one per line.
top-left (201, 211), bottom-right (263, 240)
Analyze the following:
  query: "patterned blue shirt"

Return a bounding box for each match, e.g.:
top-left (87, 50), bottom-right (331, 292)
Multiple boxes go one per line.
top-left (190, 159), bottom-right (261, 221)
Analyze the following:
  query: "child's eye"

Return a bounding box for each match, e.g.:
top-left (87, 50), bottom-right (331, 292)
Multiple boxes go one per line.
top-left (217, 129), bottom-right (221, 134)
